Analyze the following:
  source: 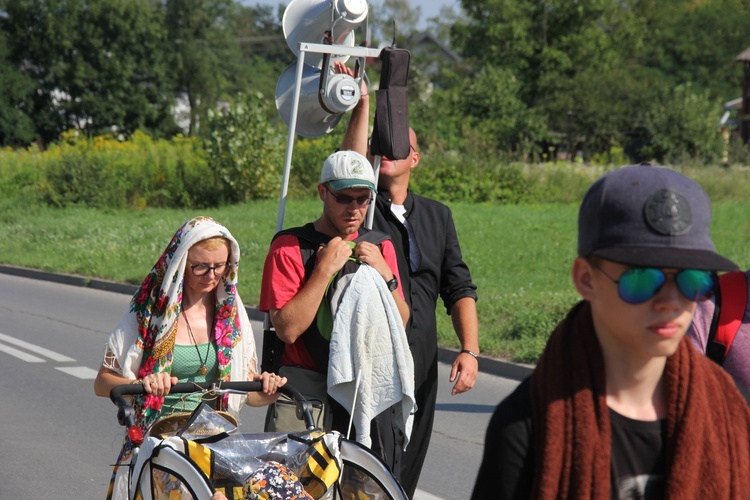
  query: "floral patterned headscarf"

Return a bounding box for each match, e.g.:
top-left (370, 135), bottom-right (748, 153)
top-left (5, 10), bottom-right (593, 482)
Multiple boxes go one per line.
top-left (129, 216), bottom-right (243, 426)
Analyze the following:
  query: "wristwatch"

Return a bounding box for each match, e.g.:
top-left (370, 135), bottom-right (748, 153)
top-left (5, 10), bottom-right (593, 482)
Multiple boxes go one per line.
top-left (386, 276), bottom-right (398, 291)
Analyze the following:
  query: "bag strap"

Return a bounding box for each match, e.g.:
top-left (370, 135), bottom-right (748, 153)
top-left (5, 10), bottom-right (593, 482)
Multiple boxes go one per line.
top-left (370, 47), bottom-right (411, 159)
top-left (706, 271), bottom-right (748, 365)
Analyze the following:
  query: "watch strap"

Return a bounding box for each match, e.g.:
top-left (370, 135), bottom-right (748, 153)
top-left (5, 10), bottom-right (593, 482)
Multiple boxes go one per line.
top-left (386, 277), bottom-right (398, 291)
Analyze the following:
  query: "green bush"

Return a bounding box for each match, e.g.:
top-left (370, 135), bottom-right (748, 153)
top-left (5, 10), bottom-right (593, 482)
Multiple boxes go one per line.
top-left (522, 163), bottom-right (606, 204)
top-left (411, 154), bottom-right (529, 203)
top-left (725, 135), bottom-right (750, 167)
top-left (204, 92), bottom-right (285, 203)
top-left (288, 133), bottom-right (342, 197)
top-left (0, 131), bottom-right (212, 209)
top-left (0, 146), bottom-right (45, 209)
top-left (411, 155), bottom-right (609, 205)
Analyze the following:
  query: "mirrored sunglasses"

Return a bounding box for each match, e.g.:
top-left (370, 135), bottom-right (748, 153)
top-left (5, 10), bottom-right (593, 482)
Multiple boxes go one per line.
top-left (596, 266), bottom-right (716, 304)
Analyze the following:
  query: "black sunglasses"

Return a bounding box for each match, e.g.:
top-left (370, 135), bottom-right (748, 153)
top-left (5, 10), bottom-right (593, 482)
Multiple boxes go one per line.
top-left (324, 185), bottom-right (372, 207)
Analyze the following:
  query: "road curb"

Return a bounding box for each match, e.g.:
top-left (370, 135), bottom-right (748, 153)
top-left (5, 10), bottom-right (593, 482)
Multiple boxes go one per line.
top-left (0, 264), bottom-right (534, 379)
top-left (437, 347), bottom-right (534, 381)
top-left (0, 264), bottom-right (141, 295)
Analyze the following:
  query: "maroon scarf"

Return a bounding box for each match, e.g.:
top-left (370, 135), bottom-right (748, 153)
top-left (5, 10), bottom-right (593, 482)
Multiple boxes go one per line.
top-left (531, 301), bottom-right (750, 498)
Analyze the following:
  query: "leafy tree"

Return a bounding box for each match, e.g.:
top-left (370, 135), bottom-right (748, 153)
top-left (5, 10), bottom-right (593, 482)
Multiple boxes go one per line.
top-left (165, 0), bottom-right (242, 136)
top-left (369, 0), bottom-right (421, 47)
top-left (425, 5), bottom-right (463, 44)
top-left (640, 84), bottom-right (724, 163)
top-left (453, 0), bottom-right (538, 98)
top-left (228, 3), bottom-right (292, 99)
top-left (2, 0), bottom-right (175, 145)
top-left (409, 64), bottom-right (546, 158)
top-left (450, 0), bottom-right (745, 161)
top-left (629, 0), bottom-right (750, 101)
top-left (0, 31), bottom-right (35, 146)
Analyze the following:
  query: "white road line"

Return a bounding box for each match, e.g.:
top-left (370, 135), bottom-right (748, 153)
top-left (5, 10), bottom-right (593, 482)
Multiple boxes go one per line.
top-left (0, 333), bottom-right (97, 380)
top-left (0, 332), bottom-right (75, 362)
top-left (0, 343), bottom-right (45, 362)
top-left (56, 366), bottom-right (99, 379)
top-left (413, 489), bottom-right (444, 500)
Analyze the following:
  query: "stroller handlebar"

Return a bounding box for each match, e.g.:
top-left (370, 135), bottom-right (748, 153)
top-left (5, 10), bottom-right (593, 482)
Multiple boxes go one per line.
top-left (109, 381), bottom-right (316, 430)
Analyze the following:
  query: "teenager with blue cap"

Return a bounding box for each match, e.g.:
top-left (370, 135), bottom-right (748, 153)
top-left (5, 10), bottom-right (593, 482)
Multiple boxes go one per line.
top-left (473, 165), bottom-right (750, 499)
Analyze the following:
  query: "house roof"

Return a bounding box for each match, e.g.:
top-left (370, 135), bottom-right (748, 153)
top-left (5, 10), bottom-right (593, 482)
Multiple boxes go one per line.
top-left (725, 97), bottom-right (743, 110)
top-left (737, 46), bottom-right (750, 61)
top-left (411, 31), bottom-right (461, 63)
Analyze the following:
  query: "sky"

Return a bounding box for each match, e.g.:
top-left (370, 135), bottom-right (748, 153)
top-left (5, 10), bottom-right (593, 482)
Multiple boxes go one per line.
top-left (244, 0), bottom-right (460, 31)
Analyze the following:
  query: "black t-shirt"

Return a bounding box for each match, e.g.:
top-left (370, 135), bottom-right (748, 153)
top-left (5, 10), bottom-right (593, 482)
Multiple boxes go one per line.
top-left (472, 377), bottom-right (667, 500)
top-left (610, 410), bottom-right (666, 499)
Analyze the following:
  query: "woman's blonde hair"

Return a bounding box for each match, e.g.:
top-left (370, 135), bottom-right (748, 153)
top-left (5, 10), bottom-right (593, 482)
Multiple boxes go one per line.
top-left (195, 236), bottom-right (231, 257)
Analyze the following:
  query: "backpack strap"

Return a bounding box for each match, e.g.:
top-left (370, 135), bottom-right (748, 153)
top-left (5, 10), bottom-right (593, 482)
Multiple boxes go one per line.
top-left (706, 271), bottom-right (748, 365)
top-left (354, 227), bottom-right (390, 246)
top-left (262, 224), bottom-right (390, 373)
top-left (276, 222), bottom-right (328, 284)
top-left (276, 222), bottom-right (330, 246)
top-left (262, 224), bottom-right (324, 373)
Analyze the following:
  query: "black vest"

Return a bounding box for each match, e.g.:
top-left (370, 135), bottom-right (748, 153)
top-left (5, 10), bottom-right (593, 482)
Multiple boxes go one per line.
top-left (262, 223), bottom-right (390, 374)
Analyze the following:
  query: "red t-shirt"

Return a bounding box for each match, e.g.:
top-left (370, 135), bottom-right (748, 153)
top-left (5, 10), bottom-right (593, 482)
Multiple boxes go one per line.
top-left (259, 231), bottom-right (404, 371)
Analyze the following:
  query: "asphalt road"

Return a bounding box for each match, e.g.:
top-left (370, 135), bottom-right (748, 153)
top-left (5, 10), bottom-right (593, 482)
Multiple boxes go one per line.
top-left (0, 273), bottom-right (523, 499)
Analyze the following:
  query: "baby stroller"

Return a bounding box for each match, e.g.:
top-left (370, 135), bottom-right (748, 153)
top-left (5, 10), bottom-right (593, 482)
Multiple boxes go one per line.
top-left (109, 381), bottom-right (408, 499)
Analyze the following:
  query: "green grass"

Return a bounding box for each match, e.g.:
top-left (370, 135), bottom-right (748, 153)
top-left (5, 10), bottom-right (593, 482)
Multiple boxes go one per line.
top-left (3, 134), bottom-right (750, 363)
top-left (0, 199), bottom-right (323, 306)
top-left (2, 196), bottom-right (748, 363)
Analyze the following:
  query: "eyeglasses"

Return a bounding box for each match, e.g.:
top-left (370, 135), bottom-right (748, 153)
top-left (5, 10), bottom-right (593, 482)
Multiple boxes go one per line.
top-left (188, 261), bottom-right (229, 277)
top-left (324, 185), bottom-right (372, 207)
top-left (593, 264), bottom-right (715, 304)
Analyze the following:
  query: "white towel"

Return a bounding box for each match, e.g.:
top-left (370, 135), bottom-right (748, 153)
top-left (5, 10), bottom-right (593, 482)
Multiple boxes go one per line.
top-left (327, 265), bottom-right (415, 449)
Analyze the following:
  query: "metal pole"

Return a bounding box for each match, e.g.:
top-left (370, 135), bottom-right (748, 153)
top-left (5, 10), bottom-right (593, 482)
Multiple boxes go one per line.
top-left (365, 155), bottom-right (381, 229)
top-left (275, 48), bottom-right (308, 233)
top-left (276, 43), bottom-right (382, 233)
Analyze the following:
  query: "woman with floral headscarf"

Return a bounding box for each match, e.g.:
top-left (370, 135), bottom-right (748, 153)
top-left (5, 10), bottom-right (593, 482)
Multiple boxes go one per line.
top-left (95, 216), bottom-right (286, 499)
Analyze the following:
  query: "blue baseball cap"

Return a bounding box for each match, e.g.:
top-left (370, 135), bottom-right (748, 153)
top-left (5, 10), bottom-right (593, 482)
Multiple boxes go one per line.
top-left (578, 164), bottom-right (738, 271)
